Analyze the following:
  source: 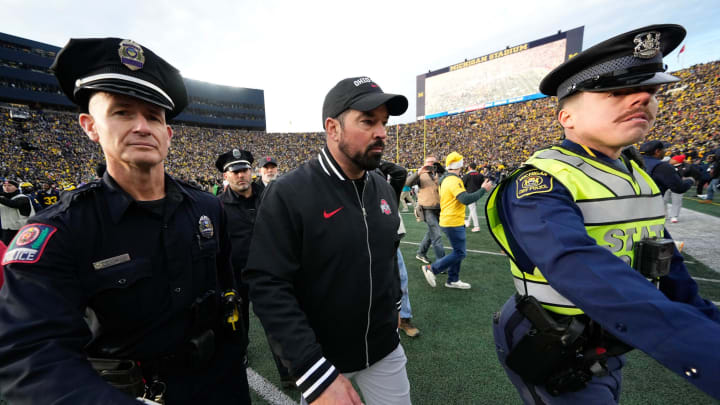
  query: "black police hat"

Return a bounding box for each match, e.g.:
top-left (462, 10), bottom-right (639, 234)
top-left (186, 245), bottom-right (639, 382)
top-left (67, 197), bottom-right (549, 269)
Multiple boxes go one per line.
top-left (322, 77), bottom-right (408, 128)
top-left (51, 38), bottom-right (188, 119)
top-left (215, 149), bottom-right (254, 172)
top-left (540, 24), bottom-right (686, 100)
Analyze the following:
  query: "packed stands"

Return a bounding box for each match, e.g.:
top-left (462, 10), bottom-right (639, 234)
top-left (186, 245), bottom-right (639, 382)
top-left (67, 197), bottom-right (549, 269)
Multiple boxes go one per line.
top-left (1, 61), bottom-right (718, 190)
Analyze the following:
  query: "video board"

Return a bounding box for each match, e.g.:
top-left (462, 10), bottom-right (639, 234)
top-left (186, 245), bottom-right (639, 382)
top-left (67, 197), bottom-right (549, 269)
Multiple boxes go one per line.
top-left (416, 27), bottom-right (584, 120)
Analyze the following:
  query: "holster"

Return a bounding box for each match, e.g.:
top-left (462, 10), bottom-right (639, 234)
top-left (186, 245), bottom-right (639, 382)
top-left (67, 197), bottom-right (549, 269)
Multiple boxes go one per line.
top-left (506, 295), bottom-right (587, 387)
top-left (506, 295), bottom-right (634, 396)
top-left (88, 357), bottom-right (146, 398)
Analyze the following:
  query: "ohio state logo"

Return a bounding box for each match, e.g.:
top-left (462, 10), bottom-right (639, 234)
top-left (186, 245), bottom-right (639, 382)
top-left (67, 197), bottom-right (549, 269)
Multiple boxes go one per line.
top-left (380, 199), bottom-right (391, 215)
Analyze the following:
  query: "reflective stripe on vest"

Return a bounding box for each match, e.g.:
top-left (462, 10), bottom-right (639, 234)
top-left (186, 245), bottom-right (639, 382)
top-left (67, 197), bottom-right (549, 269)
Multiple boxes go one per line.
top-left (486, 146), bottom-right (665, 315)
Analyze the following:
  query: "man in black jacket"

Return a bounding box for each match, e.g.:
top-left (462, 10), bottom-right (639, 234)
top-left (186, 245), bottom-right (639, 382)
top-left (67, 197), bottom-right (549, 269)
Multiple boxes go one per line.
top-left (462, 162), bottom-right (485, 232)
top-left (245, 76), bottom-right (411, 405)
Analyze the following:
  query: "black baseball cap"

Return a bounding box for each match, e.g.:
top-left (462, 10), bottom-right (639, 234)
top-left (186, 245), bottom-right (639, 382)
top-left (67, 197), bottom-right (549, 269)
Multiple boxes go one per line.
top-left (322, 77), bottom-right (408, 128)
top-left (639, 140), bottom-right (670, 154)
top-left (540, 24), bottom-right (686, 100)
top-left (260, 156), bottom-right (278, 167)
top-left (51, 37), bottom-right (188, 119)
top-left (215, 149), bottom-right (254, 172)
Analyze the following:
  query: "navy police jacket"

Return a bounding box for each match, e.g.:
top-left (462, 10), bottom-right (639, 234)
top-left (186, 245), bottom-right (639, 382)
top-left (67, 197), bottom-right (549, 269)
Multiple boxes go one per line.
top-left (492, 140), bottom-right (720, 399)
top-left (0, 173), bottom-right (236, 404)
top-left (244, 146), bottom-right (402, 403)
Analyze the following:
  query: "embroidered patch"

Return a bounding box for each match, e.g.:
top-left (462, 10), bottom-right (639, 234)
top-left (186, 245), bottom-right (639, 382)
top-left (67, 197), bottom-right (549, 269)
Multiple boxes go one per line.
top-left (516, 170), bottom-right (553, 199)
top-left (380, 199), bottom-right (392, 215)
top-left (2, 224), bottom-right (58, 265)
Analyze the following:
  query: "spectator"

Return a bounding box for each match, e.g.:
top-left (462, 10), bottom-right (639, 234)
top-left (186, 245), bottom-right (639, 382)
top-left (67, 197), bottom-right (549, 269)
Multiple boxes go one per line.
top-left (0, 179), bottom-right (34, 244)
top-left (421, 152), bottom-right (492, 290)
top-left (640, 140), bottom-right (694, 222)
top-left (406, 156), bottom-right (445, 265)
top-left (462, 162), bottom-right (485, 232)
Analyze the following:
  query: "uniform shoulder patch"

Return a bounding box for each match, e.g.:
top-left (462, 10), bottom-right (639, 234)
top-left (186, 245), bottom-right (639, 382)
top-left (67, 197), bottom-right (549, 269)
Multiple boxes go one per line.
top-left (2, 224), bottom-right (58, 265)
top-left (515, 169), bottom-right (553, 199)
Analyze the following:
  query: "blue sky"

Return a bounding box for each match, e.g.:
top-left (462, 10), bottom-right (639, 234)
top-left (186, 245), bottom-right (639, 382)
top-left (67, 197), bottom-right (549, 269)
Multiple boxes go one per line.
top-left (2, 0), bottom-right (719, 132)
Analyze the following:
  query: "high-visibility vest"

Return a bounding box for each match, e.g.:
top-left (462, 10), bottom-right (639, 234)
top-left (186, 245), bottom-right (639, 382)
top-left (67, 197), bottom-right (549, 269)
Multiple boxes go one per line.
top-left (486, 146), bottom-right (666, 315)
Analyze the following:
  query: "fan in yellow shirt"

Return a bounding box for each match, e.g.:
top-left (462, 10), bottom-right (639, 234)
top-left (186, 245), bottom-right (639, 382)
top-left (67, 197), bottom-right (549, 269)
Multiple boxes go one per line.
top-left (421, 152), bottom-right (493, 290)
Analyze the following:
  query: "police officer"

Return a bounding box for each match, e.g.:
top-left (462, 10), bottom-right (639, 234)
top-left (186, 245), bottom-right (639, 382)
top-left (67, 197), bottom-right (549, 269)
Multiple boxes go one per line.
top-left (0, 38), bottom-right (250, 404)
top-left (215, 149), bottom-right (258, 339)
top-left (486, 25), bottom-right (720, 403)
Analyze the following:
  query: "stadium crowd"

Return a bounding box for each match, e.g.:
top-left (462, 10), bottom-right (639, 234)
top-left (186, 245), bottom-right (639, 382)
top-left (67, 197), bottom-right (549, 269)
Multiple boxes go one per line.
top-left (1, 61), bottom-right (718, 196)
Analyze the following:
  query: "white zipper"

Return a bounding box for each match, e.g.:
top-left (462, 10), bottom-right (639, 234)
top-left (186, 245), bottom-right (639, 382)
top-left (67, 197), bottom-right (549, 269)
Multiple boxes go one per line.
top-left (352, 174), bottom-right (372, 368)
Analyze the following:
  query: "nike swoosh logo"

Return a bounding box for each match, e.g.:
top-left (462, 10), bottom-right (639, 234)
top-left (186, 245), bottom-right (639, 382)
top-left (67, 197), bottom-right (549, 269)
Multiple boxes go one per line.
top-left (323, 207), bottom-right (343, 219)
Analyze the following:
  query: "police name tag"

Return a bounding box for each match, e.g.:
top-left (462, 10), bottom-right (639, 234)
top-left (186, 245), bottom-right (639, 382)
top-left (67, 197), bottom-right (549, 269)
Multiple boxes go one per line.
top-left (93, 254), bottom-right (131, 270)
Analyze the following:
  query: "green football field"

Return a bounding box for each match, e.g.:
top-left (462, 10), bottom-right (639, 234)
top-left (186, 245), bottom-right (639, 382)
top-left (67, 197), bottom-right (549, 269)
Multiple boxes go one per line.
top-left (246, 194), bottom-right (720, 404)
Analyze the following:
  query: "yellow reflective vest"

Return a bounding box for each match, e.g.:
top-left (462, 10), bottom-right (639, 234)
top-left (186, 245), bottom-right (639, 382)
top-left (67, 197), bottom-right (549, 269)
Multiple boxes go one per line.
top-left (486, 146), bottom-right (666, 315)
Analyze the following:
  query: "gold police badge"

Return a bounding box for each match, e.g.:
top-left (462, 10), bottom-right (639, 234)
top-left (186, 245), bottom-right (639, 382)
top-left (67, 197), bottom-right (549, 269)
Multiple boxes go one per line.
top-left (516, 169), bottom-right (553, 199)
top-left (633, 31), bottom-right (661, 59)
top-left (118, 39), bottom-right (145, 71)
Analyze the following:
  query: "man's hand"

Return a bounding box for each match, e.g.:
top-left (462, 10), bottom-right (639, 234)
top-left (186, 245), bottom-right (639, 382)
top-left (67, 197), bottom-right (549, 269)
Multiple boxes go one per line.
top-left (481, 178), bottom-right (494, 192)
top-left (310, 374), bottom-right (363, 405)
top-left (418, 166), bottom-right (430, 175)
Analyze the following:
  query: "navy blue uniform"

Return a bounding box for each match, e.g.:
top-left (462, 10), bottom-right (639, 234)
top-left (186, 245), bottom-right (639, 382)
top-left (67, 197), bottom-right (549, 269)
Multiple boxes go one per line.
top-left (492, 140), bottom-right (720, 402)
top-left (0, 173), bottom-right (250, 404)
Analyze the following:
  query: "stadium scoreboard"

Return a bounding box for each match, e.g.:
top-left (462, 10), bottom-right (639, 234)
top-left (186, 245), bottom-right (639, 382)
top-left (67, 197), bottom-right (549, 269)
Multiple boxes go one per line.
top-left (416, 27), bottom-right (584, 120)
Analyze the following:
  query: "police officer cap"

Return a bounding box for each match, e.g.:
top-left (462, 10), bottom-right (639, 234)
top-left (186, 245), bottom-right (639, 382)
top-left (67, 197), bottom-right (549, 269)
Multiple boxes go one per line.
top-left (215, 149), bottom-right (254, 172)
top-left (51, 38), bottom-right (188, 119)
top-left (540, 24), bottom-right (686, 100)
top-left (323, 76), bottom-right (408, 128)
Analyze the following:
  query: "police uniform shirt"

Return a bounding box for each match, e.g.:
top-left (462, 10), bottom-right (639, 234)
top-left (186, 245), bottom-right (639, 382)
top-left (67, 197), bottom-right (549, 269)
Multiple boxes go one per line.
top-left (0, 172), bottom-right (239, 403)
top-left (495, 139), bottom-right (720, 394)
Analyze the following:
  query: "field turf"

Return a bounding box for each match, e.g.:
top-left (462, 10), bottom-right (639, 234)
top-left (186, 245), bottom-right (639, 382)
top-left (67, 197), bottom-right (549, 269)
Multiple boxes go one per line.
top-left (246, 194), bottom-right (720, 404)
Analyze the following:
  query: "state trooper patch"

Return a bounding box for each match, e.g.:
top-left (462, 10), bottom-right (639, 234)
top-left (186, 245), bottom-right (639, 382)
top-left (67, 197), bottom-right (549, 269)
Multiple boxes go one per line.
top-left (2, 224), bottom-right (58, 265)
top-left (198, 215), bottom-right (214, 239)
top-left (516, 170), bottom-right (553, 199)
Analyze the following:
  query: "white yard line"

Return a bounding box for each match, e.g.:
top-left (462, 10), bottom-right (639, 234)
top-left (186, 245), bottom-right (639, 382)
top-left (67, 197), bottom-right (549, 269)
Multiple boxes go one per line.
top-left (400, 240), bottom-right (506, 256)
top-left (247, 367), bottom-right (298, 405)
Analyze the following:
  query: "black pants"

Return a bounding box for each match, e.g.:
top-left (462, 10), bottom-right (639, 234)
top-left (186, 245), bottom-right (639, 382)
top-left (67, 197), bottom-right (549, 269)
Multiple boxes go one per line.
top-left (161, 339), bottom-right (251, 404)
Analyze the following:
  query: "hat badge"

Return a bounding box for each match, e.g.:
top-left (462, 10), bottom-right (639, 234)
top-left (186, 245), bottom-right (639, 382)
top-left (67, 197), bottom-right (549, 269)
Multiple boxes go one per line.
top-left (118, 39), bottom-right (146, 71)
top-left (633, 31), bottom-right (661, 59)
top-left (233, 149), bottom-right (241, 158)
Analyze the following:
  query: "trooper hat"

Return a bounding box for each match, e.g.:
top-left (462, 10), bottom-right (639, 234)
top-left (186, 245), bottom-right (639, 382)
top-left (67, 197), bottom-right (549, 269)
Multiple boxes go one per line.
top-left (215, 149), bottom-right (254, 172)
top-left (540, 24), bottom-right (686, 100)
top-left (51, 37), bottom-right (188, 119)
top-left (322, 77), bottom-right (408, 128)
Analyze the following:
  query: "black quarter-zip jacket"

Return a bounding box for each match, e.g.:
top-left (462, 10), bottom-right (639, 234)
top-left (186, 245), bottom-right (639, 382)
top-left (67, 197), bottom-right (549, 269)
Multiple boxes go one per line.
top-left (244, 146), bottom-right (402, 403)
